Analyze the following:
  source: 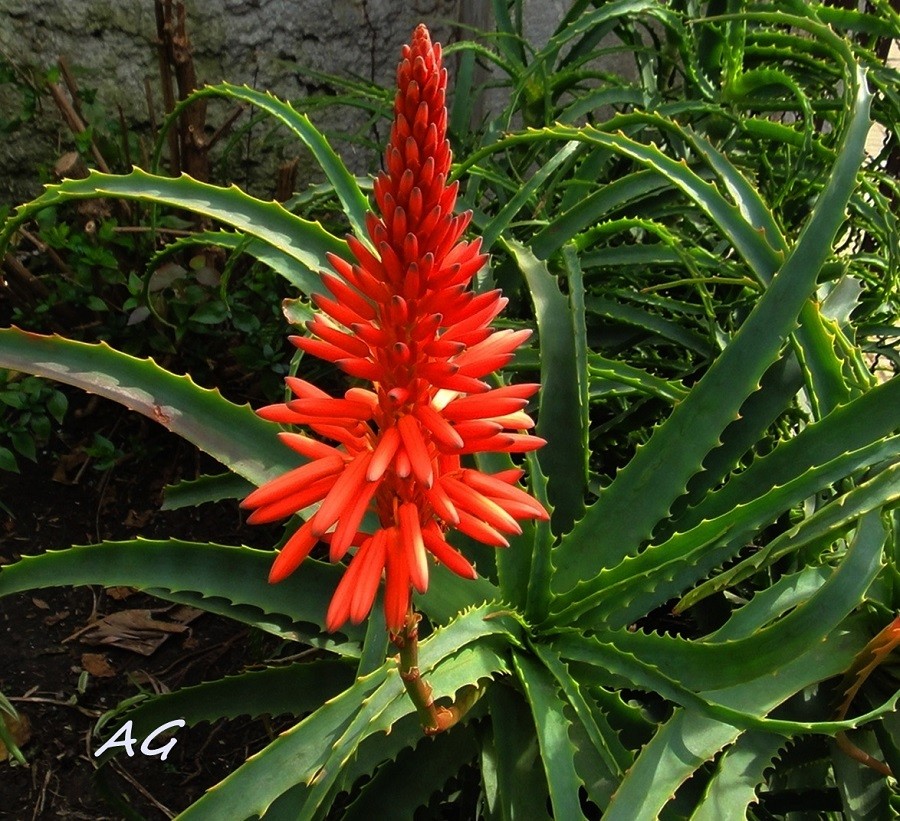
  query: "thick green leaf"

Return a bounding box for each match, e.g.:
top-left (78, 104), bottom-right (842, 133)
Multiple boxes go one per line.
top-left (161, 83), bottom-right (370, 240)
top-left (513, 651), bottom-right (587, 821)
top-left (832, 731), bottom-right (892, 819)
top-left (0, 540), bottom-right (364, 653)
top-left (563, 244), bottom-right (590, 481)
top-left (551, 66), bottom-right (872, 592)
top-left (161, 472), bottom-right (254, 510)
top-left (146, 229), bottom-right (320, 292)
top-left (668, 355), bottom-right (804, 522)
top-left (95, 659), bottom-right (354, 762)
top-left (0, 329), bottom-right (298, 486)
top-left (586, 295), bottom-right (714, 356)
top-left (557, 511), bottom-right (886, 694)
top-left (194, 664), bottom-right (390, 821)
top-left (704, 567), bottom-right (831, 643)
top-left (524, 453), bottom-right (555, 623)
top-left (0, 169), bottom-right (347, 294)
top-left (530, 169), bottom-right (669, 259)
top-left (671, 374), bottom-right (900, 535)
top-left (601, 613), bottom-right (877, 820)
top-left (341, 723), bottom-right (479, 821)
top-left (486, 684), bottom-right (552, 821)
top-left (550, 435), bottom-right (899, 628)
top-left (532, 642), bottom-right (630, 778)
top-left (589, 354), bottom-right (688, 404)
top-left (681, 459), bottom-right (900, 611)
top-left (538, 0), bottom-right (677, 70)
top-left (481, 142), bottom-right (581, 251)
top-left (690, 732), bottom-right (786, 821)
top-left (685, 125), bottom-right (854, 416)
top-left (415, 561), bottom-right (502, 626)
top-left (297, 638), bottom-right (510, 821)
top-left (503, 239), bottom-right (585, 532)
top-left (179, 603), bottom-right (517, 820)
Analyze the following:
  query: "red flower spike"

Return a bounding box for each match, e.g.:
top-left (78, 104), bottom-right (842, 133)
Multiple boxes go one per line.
top-left (243, 24), bottom-right (547, 633)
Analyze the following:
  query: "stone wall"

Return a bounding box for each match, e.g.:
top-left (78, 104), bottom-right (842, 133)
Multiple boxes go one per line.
top-left (0, 0), bottom-right (465, 204)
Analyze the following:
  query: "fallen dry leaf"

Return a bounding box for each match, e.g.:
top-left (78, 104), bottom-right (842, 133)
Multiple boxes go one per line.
top-left (43, 609), bottom-right (70, 626)
top-left (65, 606), bottom-right (204, 656)
top-left (81, 652), bottom-right (117, 678)
top-left (0, 711), bottom-right (31, 763)
top-left (123, 509), bottom-right (153, 528)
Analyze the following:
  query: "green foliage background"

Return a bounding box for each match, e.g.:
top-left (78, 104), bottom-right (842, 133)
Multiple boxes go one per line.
top-left (1, 1), bottom-right (899, 817)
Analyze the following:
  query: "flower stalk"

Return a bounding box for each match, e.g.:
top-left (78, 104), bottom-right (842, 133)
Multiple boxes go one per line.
top-left (393, 608), bottom-right (483, 734)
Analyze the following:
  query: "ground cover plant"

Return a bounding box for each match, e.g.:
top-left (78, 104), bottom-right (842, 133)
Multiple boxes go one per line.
top-left (1, 1), bottom-right (899, 817)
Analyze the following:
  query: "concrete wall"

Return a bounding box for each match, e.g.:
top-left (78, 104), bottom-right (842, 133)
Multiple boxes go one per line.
top-left (0, 1), bottom-right (620, 205)
top-left (0, 0), bottom-right (467, 204)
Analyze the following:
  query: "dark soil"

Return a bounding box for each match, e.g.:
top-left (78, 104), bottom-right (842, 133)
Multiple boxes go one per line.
top-left (0, 391), bottom-right (292, 820)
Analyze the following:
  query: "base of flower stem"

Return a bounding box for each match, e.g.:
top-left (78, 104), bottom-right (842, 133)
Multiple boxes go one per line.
top-left (392, 608), bottom-right (483, 735)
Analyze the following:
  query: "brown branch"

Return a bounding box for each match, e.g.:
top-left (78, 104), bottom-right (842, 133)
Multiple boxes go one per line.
top-left (836, 732), bottom-right (893, 778)
top-left (117, 103), bottom-right (132, 168)
top-left (47, 82), bottom-right (111, 174)
top-left (274, 157), bottom-right (299, 203)
top-left (144, 77), bottom-right (159, 138)
top-left (57, 56), bottom-right (84, 119)
top-left (2, 253), bottom-right (51, 303)
top-left (155, 0), bottom-right (181, 174)
top-left (833, 615), bottom-right (899, 778)
top-left (17, 227), bottom-right (77, 281)
top-left (206, 104), bottom-right (245, 153)
top-left (155, 0), bottom-right (209, 182)
top-left (392, 608), bottom-right (484, 735)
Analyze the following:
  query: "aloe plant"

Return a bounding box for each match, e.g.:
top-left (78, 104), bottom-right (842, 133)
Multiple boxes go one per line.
top-left (1, 2), bottom-right (898, 817)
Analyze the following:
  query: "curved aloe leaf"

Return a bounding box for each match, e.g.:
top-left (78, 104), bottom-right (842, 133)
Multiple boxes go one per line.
top-left (586, 294), bottom-right (714, 356)
top-left (297, 639), bottom-right (510, 821)
top-left (0, 169), bottom-right (348, 294)
top-left (341, 723), bottom-right (479, 821)
top-left (258, 711), bottom-right (447, 820)
top-left (486, 683), bottom-right (553, 820)
top-left (523, 453), bottom-right (555, 622)
top-left (550, 434), bottom-right (899, 628)
top-left (551, 64), bottom-right (872, 592)
top-left (704, 567), bottom-right (831, 643)
top-left (601, 611), bottom-right (874, 820)
top-left (160, 83), bottom-right (370, 239)
top-left (565, 510), bottom-right (887, 692)
top-left (161, 472), bottom-right (254, 511)
top-left (0, 539), bottom-right (364, 653)
top-left (589, 354), bottom-right (688, 403)
top-left (146, 229), bottom-right (317, 292)
top-left (480, 142), bottom-right (581, 251)
top-left (512, 651), bottom-right (587, 821)
top-left (690, 732), bottom-right (786, 821)
top-left (503, 238), bottom-right (585, 531)
top-left (178, 603), bottom-right (518, 820)
top-left (671, 374), bottom-right (900, 535)
top-left (530, 169), bottom-right (668, 259)
top-left (0, 328), bottom-right (297, 485)
top-left (681, 460), bottom-right (900, 611)
top-left (532, 642), bottom-right (630, 779)
top-left (416, 561), bottom-right (502, 626)
top-left (95, 659), bottom-right (355, 761)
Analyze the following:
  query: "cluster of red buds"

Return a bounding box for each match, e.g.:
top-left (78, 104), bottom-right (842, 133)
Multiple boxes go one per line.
top-left (243, 25), bottom-right (547, 633)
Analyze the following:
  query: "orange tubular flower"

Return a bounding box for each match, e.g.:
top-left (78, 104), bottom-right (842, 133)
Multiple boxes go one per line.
top-left (243, 24), bottom-right (547, 633)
